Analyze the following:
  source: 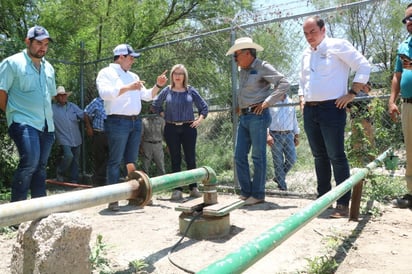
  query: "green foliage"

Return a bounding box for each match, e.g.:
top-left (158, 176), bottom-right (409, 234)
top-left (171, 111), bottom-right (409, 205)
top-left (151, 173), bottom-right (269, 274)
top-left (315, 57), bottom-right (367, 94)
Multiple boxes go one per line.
top-left (346, 96), bottom-right (403, 167)
top-left (90, 234), bottom-right (111, 272)
top-left (129, 259), bottom-right (149, 273)
top-left (371, 98), bottom-right (403, 152)
top-left (196, 111), bottom-right (234, 175)
top-left (0, 225), bottom-right (17, 236)
top-left (0, 118), bottom-right (18, 190)
top-left (305, 255), bottom-right (338, 274)
top-left (362, 174), bottom-right (406, 205)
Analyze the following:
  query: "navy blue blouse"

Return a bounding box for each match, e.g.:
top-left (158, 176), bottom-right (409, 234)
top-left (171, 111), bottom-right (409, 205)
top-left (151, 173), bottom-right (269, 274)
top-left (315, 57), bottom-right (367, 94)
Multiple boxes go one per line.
top-left (152, 86), bottom-right (208, 122)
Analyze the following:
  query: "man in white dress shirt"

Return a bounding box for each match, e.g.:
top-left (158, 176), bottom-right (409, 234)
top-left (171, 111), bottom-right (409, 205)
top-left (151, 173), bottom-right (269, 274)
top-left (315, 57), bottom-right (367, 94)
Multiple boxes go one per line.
top-left (298, 16), bottom-right (370, 218)
top-left (96, 44), bottom-right (167, 211)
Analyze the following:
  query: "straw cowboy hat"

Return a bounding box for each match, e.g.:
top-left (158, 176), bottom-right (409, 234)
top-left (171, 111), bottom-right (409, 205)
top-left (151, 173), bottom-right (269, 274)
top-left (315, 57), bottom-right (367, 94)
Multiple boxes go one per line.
top-left (54, 86), bottom-right (72, 97)
top-left (225, 37), bottom-right (264, 56)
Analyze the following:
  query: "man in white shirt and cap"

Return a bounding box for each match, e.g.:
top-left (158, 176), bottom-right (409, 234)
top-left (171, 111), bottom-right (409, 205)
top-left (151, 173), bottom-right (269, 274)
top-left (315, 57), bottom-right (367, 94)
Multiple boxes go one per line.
top-left (96, 44), bottom-right (167, 211)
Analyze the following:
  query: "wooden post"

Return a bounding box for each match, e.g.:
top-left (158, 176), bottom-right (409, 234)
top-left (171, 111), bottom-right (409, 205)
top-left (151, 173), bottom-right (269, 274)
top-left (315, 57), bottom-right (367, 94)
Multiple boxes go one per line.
top-left (349, 179), bottom-right (364, 221)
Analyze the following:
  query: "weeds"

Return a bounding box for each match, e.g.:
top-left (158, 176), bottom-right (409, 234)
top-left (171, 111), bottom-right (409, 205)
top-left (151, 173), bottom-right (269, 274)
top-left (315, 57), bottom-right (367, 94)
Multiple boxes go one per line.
top-left (129, 259), bottom-right (149, 273)
top-left (305, 255), bottom-right (338, 274)
top-left (90, 234), bottom-right (111, 273)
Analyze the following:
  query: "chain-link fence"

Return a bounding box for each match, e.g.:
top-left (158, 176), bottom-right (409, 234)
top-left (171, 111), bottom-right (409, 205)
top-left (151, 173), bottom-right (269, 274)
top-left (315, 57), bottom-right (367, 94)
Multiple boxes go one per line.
top-left (1, 0), bottom-right (404, 195)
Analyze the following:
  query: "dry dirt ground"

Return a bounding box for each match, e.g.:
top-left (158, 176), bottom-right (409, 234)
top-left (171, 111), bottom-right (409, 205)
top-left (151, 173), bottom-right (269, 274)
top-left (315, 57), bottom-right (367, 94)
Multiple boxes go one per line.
top-left (0, 189), bottom-right (411, 274)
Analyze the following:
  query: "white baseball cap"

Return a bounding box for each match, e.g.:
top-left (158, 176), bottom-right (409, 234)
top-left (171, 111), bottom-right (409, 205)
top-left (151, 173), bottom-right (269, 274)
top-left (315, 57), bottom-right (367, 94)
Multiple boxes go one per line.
top-left (113, 44), bottom-right (140, 57)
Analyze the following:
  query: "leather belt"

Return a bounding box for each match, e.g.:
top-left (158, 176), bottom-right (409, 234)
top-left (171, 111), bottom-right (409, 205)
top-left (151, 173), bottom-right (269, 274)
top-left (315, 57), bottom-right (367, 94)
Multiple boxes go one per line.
top-left (240, 106), bottom-right (257, 115)
top-left (166, 121), bottom-right (191, 126)
top-left (305, 99), bottom-right (336, 107)
top-left (403, 98), bottom-right (412, 103)
top-left (108, 114), bottom-right (139, 120)
top-left (270, 130), bottom-right (292, 135)
top-left (145, 140), bottom-right (162, 144)
top-left (240, 102), bottom-right (262, 115)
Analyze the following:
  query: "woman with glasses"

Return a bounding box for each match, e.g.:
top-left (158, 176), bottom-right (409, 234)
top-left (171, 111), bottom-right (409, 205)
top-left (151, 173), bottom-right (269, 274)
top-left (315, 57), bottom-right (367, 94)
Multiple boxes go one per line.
top-left (152, 64), bottom-right (209, 201)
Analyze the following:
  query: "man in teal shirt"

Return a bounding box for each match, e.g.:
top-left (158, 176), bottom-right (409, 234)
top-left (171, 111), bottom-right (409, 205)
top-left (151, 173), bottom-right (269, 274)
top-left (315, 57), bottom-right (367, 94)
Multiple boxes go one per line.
top-left (0, 26), bottom-right (56, 202)
top-left (389, 3), bottom-right (412, 208)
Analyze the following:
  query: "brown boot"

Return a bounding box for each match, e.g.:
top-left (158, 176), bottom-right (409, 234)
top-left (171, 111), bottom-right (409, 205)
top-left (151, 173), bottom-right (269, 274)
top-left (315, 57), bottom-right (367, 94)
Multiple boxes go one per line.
top-left (329, 204), bottom-right (349, 218)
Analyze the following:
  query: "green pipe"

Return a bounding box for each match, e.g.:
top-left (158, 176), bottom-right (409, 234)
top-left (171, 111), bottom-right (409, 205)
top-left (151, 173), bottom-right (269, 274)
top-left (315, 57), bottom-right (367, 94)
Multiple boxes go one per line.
top-left (197, 149), bottom-right (391, 274)
top-left (150, 166), bottom-right (217, 193)
top-left (0, 166), bottom-right (216, 228)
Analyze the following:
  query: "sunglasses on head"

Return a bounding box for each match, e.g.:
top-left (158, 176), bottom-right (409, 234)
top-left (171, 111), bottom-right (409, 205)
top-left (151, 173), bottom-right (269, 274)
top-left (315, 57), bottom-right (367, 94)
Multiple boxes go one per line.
top-left (402, 15), bottom-right (412, 24)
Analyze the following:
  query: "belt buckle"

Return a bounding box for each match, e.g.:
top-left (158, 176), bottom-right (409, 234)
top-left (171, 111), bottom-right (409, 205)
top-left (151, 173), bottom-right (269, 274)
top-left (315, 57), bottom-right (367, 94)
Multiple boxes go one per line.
top-left (175, 122), bottom-right (184, 126)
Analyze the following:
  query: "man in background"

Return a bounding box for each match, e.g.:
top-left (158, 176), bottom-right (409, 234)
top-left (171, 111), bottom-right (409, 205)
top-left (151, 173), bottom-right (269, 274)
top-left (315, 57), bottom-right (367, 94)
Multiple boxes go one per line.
top-left (53, 86), bottom-right (84, 183)
top-left (267, 93), bottom-right (300, 191)
top-left (84, 96), bottom-right (108, 186)
top-left (141, 105), bottom-right (166, 177)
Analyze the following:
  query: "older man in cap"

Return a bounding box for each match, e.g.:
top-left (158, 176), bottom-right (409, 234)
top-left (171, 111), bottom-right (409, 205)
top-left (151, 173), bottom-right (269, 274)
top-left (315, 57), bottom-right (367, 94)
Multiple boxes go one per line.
top-left (226, 37), bottom-right (290, 205)
top-left (96, 44), bottom-right (168, 211)
top-left (52, 86), bottom-right (84, 183)
top-left (0, 26), bottom-right (56, 203)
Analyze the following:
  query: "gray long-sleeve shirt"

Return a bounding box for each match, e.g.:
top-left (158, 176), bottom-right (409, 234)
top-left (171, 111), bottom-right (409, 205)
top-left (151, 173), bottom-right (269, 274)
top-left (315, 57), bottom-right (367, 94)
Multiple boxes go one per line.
top-left (237, 58), bottom-right (290, 108)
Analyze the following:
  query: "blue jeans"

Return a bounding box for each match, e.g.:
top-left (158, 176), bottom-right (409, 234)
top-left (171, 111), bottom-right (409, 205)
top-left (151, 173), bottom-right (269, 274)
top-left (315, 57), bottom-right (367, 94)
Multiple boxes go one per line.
top-left (235, 109), bottom-right (271, 200)
top-left (303, 101), bottom-right (351, 206)
top-left (269, 131), bottom-right (296, 190)
top-left (57, 145), bottom-right (81, 182)
top-left (8, 122), bottom-right (55, 202)
top-left (105, 116), bottom-right (142, 185)
top-left (164, 123), bottom-right (197, 190)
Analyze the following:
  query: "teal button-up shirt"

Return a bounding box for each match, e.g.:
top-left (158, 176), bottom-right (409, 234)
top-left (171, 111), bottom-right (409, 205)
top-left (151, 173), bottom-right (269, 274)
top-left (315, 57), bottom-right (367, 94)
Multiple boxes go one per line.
top-left (0, 49), bottom-right (56, 131)
top-left (395, 36), bottom-right (412, 99)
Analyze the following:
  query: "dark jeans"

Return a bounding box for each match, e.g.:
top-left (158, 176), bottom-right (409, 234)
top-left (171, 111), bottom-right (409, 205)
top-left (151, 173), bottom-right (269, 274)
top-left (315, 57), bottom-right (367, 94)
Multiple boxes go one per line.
top-left (164, 123), bottom-right (197, 190)
top-left (303, 101), bottom-right (351, 206)
top-left (92, 131), bottom-right (108, 186)
top-left (8, 122), bottom-right (55, 202)
top-left (57, 145), bottom-right (81, 182)
top-left (105, 116), bottom-right (142, 185)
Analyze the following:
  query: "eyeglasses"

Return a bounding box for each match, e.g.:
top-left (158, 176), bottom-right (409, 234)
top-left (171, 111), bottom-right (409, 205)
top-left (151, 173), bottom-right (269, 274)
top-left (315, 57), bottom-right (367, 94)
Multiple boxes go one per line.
top-left (402, 15), bottom-right (412, 24)
top-left (173, 72), bottom-right (185, 76)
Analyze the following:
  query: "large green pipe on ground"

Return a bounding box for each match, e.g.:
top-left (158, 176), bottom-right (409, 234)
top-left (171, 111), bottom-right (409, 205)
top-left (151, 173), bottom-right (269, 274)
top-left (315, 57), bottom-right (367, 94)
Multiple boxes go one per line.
top-left (0, 166), bottom-right (216, 228)
top-left (197, 149), bottom-right (391, 274)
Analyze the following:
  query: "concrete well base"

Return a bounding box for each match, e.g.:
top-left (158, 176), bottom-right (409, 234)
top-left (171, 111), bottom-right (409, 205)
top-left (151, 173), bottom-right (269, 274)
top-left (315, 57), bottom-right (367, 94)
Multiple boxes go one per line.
top-left (179, 212), bottom-right (230, 240)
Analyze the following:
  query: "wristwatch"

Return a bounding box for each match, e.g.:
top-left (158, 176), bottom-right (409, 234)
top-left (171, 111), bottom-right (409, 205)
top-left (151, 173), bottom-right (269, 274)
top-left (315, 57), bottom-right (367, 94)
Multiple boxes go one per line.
top-left (348, 88), bottom-right (358, 96)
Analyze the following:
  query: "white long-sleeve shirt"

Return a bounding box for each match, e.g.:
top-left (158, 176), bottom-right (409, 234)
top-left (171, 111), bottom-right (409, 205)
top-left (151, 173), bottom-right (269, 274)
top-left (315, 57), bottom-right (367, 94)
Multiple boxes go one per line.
top-left (298, 36), bottom-right (370, 102)
top-left (96, 63), bottom-right (153, 115)
top-left (268, 95), bottom-right (300, 134)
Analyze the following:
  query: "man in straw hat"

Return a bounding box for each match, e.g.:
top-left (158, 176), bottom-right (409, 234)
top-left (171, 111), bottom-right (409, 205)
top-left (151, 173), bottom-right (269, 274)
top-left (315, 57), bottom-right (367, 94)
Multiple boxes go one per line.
top-left (226, 37), bottom-right (290, 205)
top-left (0, 26), bottom-right (56, 204)
top-left (52, 86), bottom-right (84, 183)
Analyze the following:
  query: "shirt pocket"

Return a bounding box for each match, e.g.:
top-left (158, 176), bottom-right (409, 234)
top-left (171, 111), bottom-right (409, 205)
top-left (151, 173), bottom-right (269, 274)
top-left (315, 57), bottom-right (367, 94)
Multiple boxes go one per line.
top-left (18, 71), bottom-right (39, 92)
top-left (315, 53), bottom-right (332, 77)
top-left (245, 75), bottom-right (262, 90)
